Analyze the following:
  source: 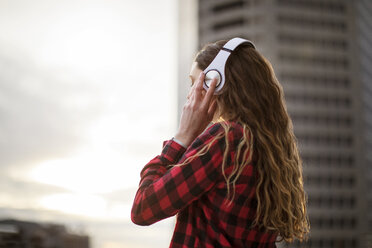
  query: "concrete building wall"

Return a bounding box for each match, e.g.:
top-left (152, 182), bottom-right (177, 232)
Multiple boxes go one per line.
top-left (355, 0), bottom-right (372, 247)
top-left (194, 0), bottom-right (372, 247)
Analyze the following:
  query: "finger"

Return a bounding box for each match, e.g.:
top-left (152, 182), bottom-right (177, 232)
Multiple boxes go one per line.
top-left (188, 78), bottom-right (199, 101)
top-left (195, 72), bottom-right (204, 90)
top-left (194, 72), bottom-right (205, 102)
top-left (202, 77), bottom-right (218, 107)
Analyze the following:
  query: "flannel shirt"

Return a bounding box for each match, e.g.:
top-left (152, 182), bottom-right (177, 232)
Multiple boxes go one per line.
top-left (131, 121), bottom-right (278, 247)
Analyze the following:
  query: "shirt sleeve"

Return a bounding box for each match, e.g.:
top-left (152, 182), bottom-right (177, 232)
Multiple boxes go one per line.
top-left (131, 122), bottom-right (227, 226)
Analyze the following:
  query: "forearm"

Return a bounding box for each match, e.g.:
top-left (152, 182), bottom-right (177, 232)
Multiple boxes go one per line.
top-left (139, 139), bottom-right (186, 180)
top-left (132, 139), bottom-right (187, 225)
top-left (131, 123), bottom-right (225, 226)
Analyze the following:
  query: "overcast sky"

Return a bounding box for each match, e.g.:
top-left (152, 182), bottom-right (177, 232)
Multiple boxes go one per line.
top-left (0, 0), bottom-right (179, 247)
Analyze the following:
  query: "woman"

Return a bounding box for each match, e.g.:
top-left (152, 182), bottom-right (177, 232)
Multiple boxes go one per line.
top-left (131, 38), bottom-right (310, 247)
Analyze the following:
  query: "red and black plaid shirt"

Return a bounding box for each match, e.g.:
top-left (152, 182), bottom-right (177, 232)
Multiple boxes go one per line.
top-left (131, 121), bottom-right (278, 247)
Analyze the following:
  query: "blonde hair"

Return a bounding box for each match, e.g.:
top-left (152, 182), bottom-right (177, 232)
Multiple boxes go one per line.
top-left (175, 39), bottom-right (310, 242)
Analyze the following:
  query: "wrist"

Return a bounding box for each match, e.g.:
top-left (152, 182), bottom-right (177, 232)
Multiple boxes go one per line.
top-left (174, 132), bottom-right (193, 147)
top-left (171, 137), bottom-right (187, 148)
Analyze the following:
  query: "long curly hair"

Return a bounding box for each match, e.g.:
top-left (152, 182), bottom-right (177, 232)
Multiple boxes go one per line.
top-left (185, 39), bottom-right (310, 242)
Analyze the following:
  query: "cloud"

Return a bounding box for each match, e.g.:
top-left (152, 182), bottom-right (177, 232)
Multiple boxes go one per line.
top-left (0, 0), bottom-right (177, 247)
top-left (0, 176), bottom-right (69, 209)
top-left (99, 187), bottom-right (137, 204)
top-left (0, 52), bottom-right (104, 170)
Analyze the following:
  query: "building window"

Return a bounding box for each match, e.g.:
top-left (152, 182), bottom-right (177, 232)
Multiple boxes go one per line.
top-left (279, 53), bottom-right (349, 69)
top-left (290, 113), bottom-right (352, 127)
top-left (212, 18), bottom-right (245, 31)
top-left (277, 33), bottom-right (348, 51)
top-left (279, 73), bottom-right (350, 89)
top-left (308, 195), bottom-right (356, 209)
top-left (302, 154), bottom-right (354, 168)
top-left (285, 93), bottom-right (352, 108)
top-left (310, 217), bottom-right (358, 229)
top-left (304, 174), bottom-right (355, 187)
top-left (277, 14), bottom-right (347, 32)
top-left (211, 0), bottom-right (245, 13)
top-left (276, 0), bottom-right (346, 13)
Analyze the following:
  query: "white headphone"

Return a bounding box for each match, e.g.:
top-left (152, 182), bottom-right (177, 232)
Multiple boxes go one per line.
top-left (203, 37), bottom-right (255, 94)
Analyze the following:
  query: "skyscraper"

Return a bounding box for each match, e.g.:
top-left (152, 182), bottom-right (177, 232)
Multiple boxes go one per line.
top-left (355, 0), bottom-right (372, 247)
top-left (191, 0), bottom-right (372, 247)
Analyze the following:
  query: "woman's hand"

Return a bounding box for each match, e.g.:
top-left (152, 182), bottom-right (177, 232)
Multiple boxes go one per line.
top-left (174, 72), bottom-right (218, 147)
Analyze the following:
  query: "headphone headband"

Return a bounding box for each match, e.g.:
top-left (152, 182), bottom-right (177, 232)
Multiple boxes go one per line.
top-left (223, 37), bottom-right (254, 51)
top-left (203, 37), bottom-right (255, 94)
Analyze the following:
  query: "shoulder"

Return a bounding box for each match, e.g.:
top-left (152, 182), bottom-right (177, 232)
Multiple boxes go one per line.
top-left (190, 121), bottom-right (246, 149)
top-left (208, 120), bottom-right (245, 137)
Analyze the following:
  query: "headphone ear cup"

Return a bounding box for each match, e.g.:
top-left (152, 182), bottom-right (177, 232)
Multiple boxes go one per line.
top-left (204, 70), bottom-right (221, 89)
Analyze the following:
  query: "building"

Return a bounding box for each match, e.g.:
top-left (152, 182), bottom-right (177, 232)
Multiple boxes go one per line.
top-left (355, 0), bottom-right (372, 247)
top-left (0, 219), bottom-right (90, 248)
top-left (176, 0), bottom-right (372, 247)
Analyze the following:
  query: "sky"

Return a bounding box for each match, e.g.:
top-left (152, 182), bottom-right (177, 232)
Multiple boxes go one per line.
top-left (0, 0), bottom-right (179, 247)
